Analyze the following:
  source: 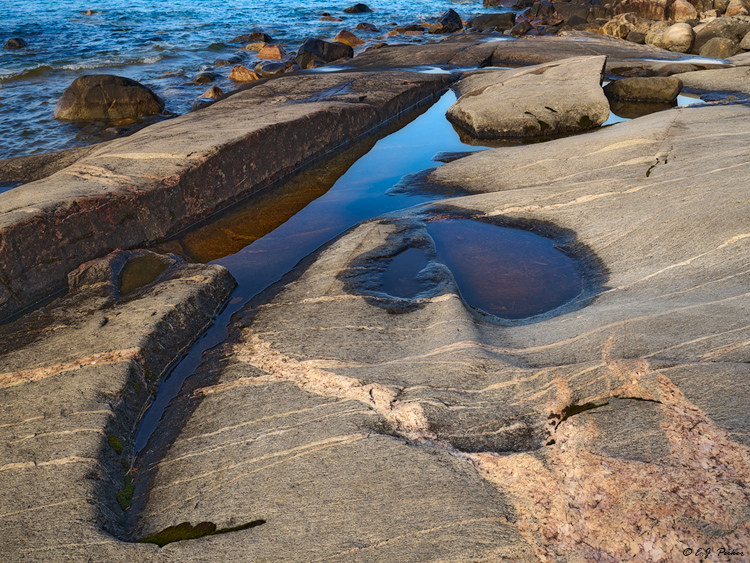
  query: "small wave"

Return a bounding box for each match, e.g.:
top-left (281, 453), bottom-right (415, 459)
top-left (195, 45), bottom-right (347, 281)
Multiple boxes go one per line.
top-left (0, 65), bottom-right (54, 81)
top-left (61, 55), bottom-right (164, 70)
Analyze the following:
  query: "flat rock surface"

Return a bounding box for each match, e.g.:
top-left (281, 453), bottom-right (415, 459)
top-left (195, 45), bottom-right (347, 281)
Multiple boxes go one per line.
top-left (446, 56), bottom-right (610, 138)
top-left (677, 65), bottom-right (750, 95)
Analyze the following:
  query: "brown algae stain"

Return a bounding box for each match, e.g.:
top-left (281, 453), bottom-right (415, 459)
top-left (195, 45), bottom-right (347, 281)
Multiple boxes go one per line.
top-left (118, 254), bottom-right (169, 296)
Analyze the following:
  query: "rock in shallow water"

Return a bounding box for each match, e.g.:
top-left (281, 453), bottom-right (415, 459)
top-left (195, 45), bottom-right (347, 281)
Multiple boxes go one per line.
top-left (3, 37), bottom-right (27, 49)
top-left (446, 55), bottom-right (610, 138)
top-left (604, 76), bottom-right (682, 102)
top-left (54, 74), bottom-right (164, 122)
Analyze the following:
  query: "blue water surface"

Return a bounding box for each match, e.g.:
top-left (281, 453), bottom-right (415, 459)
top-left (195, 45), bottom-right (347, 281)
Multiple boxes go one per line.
top-left (0, 0), bottom-right (507, 159)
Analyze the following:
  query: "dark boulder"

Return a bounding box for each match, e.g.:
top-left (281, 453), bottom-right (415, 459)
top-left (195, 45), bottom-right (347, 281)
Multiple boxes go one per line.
top-left (356, 22), bottom-right (380, 32)
top-left (510, 20), bottom-right (533, 36)
top-left (344, 3), bottom-right (372, 12)
top-left (230, 32), bottom-right (272, 43)
top-left (468, 13), bottom-right (516, 31)
top-left (429, 9), bottom-right (463, 33)
top-left (3, 37), bottom-right (28, 49)
top-left (54, 75), bottom-right (164, 122)
top-left (295, 37), bottom-right (353, 69)
top-left (194, 72), bottom-right (218, 84)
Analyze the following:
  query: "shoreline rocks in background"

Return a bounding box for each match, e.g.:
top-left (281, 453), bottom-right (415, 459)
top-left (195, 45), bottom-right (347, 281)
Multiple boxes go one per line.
top-left (230, 31), bottom-right (273, 44)
top-left (343, 3), bottom-right (372, 13)
top-left (429, 9), bottom-right (464, 34)
top-left (446, 55), bottom-right (610, 138)
top-left (295, 37), bottom-right (354, 69)
top-left (54, 74), bottom-right (165, 122)
top-left (229, 65), bottom-right (260, 82)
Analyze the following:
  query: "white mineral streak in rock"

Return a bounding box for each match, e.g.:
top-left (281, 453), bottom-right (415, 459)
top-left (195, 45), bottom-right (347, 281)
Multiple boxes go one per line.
top-left (0, 348), bottom-right (141, 388)
top-left (201, 330), bottom-right (434, 440)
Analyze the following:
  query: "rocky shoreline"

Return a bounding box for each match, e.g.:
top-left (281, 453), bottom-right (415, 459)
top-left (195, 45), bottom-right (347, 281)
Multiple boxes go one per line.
top-left (2, 11), bottom-right (750, 562)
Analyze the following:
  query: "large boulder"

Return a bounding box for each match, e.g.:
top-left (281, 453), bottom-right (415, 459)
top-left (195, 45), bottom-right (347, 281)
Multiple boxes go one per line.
top-left (669, 0), bottom-right (698, 21)
top-left (468, 13), bottom-right (516, 31)
top-left (613, 0), bottom-right (672, 19)
top-left (295, 37), bottom-right (354, 69)
top-left (429, 9), bottom-right (463, 33)
top-left (691, 17), bottom-right (750, 53)
top-left (446, 55), bottom-right (609, 138)
top-left (725, 0), bottom-right (750, 16)
top-left (54, 74), bottom-right (164, 122)
top-left (603, 76), bottom-right (683, 102)
top-left (3, 37), bottom-right (27, 49)
top-left (700, 36), bottom-right (740, 57)
top-left (663, 22), bottom-right (695, 52)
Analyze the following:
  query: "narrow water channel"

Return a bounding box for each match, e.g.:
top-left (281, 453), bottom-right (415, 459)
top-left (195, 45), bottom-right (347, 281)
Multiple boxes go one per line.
top-left (133, 89), bottom-right (488, 451)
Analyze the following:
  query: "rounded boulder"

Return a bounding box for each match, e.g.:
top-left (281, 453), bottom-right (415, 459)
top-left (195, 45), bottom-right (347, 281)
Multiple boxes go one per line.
top-left (603, 77), bottom-right (683, 103)
top-left (664, 23), bottom-right (694, 53)
top-left (54, 75), bottom-right (164, 122)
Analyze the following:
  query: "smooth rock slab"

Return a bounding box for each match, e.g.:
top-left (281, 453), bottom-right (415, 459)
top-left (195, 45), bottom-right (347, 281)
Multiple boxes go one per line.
top-left (446, 55), bottom-right (609, 138)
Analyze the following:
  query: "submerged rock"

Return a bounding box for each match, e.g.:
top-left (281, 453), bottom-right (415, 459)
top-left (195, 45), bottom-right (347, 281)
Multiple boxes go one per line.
top-left (604, 76), bottom-right (682, 102)
top-left (54, 74), bottom-right (164, 122)
top-left (3, 37), bottom-right (27, 49)
top-left (230, 31), bottom-right (272, 43)
top-left (194, 71), bottom-right (218, 84)
top-left (356, 22), bottom-right (380, 32)
top-left (446, 55), bottom-right (609, 138)
top-left (343, 3), bottom-right (372, 13)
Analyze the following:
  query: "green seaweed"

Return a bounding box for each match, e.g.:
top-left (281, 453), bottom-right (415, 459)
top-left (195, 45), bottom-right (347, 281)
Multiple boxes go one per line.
top-left (74, 232), bottom-right (94, 242)
top-left (107, 434), bottom-right (123, 455)
top-left (117, 474), bottom-right (134, 511)
top-left (579, 115), bottom-right (592, 128)
top-left (646, 159), bottom-right (659, 177)
top-left (138, 519), bottom-right (265, 547)
top-left (537, 120), bottom-right (550, 132)
top-left (546, 439), bottom-right (556, 446)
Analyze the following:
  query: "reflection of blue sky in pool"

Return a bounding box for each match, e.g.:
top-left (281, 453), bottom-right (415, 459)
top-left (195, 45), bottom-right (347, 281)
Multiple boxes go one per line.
top-left (381, 219), bottom-right (583, 320)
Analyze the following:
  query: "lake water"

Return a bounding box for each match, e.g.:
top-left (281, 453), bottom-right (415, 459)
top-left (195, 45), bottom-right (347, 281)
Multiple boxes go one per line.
top-left (0, 0), bottom-right (506, 160)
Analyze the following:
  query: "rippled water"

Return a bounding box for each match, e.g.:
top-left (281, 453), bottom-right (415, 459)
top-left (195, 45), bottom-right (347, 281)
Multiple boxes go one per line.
top-left (0, 0), bottom-right (504, 160)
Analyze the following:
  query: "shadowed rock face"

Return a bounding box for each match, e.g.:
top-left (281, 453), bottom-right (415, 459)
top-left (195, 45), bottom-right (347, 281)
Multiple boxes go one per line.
top-left (446, 56), bottom-right (610, 138)
top-left (54, 74), bottom-right (165, 122)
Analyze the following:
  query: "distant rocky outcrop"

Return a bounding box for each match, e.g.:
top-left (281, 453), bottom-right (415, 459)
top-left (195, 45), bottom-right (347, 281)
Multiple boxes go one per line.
top-left (54, 74), bottom-right (165, 122)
